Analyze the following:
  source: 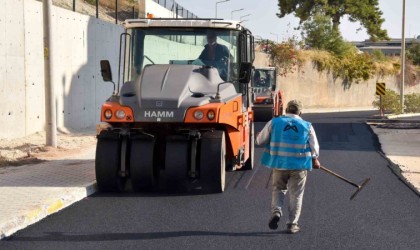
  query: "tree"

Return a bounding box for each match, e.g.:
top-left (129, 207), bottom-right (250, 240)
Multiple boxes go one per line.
top-left (301, 13), bottom-right (354, 56)
top-left (407, 43), bottom-right (420, 66)
top-left (277, 0), bottom-right (389, 41)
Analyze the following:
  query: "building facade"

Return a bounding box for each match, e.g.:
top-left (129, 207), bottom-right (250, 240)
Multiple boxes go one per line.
top-left (356, 36), bottom-right (420, 56)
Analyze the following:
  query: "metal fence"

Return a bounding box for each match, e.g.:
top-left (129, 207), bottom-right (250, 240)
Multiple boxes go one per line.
top-left (55, 0), bottom-right (139, 24)
top-left (152, 0), bottom-right (199, 19)
top-left (49, 0), bottom-right (198, 24)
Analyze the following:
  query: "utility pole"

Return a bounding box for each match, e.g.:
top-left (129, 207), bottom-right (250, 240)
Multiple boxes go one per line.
top-left (42, 0), bottom-right (57, 147)
top-left (115, 0), bottom-right (118, 24)
top-left (240, 13), bottom-right (251, 21)
top-left (231, 8), bottom-right (244, 20)
top-left (215, 0), bottom-right (229, 19)
top-left (400, 0), bottom-right (406, 113)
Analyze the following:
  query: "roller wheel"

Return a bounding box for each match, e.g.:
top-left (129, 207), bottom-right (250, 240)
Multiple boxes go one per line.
top-left (243, 122), bottom-right (255, 170)
top-left (130, 134), bottom-right (157, 192)
top-left (200, 130), bottom-right (226, 193)
top-left (164, 135), bottom-right (189, 189)
top-left (95, 130), bottom-right (126, 192)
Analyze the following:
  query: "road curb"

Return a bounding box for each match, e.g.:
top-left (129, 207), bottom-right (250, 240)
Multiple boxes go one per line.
top-left (376, 151), bottom-right (420, 197)
top-left (367, 124), bottom-right (420, 197)
top-left (385, 113), bottom-right (420, 119)
top-left (0, 181), bottom-right (97, 240)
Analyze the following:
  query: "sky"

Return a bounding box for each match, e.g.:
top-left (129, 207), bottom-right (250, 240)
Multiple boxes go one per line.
top-left (174, 0), bottom-right (420, 42)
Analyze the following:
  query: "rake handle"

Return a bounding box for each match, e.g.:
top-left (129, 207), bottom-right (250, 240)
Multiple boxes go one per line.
top-left (319, 166), bottom-right (360, 188)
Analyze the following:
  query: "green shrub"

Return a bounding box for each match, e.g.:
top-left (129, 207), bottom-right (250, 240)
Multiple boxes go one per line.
top-left (309, 51), bottom-right (376, 83)
top-left (372, 89), bottom-right (402, 114)
top-left (407, 43), bottom-right (420, 66)
top-left (85, 0), bottom-right (96, 5)
top-left (270, 41), bottom-right (299, 76)
top-left (257, 39), bottom-right (276, 54)
top-left (404, 93), bottom-right (420, 113)
top-left (372, 49), bottom-right (387, 62)
top-left (266, 35), bottom-right (304, 77)
top-left (301, 13), bottom-right (355, 57)
top-left (308, 50), bottom-right (335, 72)
top-left (373, 89), bottom-right (420, 114)
top-left (335, 53), bottom-right (376, 83)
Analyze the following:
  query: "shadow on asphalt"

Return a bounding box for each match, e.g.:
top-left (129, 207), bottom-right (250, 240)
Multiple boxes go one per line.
top-left (10, 230), bottom-right (288, 242)
top-left (254, 111), bottom-right (381, 152)
top-left (91, 189), bottom-right (218, 198)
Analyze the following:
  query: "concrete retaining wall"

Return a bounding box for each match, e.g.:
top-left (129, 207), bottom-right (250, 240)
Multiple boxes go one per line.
top-left (255, 51), bottom-right (420, 109)
top-left (0, 0), bottom-right (123, 139)
top-left (0, 0), bottom-right (27, 138)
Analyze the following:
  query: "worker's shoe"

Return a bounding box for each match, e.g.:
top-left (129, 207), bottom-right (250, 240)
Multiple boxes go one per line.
top-left (268, 212), bottom-right (281, 230)
top-left (286, 224), bottom-right (300, 234)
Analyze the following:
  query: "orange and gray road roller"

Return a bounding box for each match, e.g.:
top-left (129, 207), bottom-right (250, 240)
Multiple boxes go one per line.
top-left (96, 18), bottom-right (256, 193)
top-left (251, 67), bottom-right (284, 121)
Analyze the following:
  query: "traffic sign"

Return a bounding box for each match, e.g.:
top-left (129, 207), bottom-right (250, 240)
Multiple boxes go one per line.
top-left (376, 82), bottom-right (386, 95)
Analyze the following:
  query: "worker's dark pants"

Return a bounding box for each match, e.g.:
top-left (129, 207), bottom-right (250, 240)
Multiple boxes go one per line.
top-left (271, 169), bottom-right (307, 225)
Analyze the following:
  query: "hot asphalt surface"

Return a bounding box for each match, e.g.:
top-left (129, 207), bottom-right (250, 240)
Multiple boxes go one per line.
top-left (1, 111), bottom-right (419, 249)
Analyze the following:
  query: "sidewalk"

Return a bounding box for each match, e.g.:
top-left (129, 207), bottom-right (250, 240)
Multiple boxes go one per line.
top-left (0, 144), bottom-right (97, 239)
top-left (370, 123), bottom-right (420, 196)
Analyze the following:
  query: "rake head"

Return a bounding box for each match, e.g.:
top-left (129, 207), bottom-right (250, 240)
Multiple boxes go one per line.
top-left (350, 178), bottom-right (371, 200)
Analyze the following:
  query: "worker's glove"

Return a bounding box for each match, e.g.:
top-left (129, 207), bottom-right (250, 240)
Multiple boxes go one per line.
top-left (312, 158), bottom-right (321, 169)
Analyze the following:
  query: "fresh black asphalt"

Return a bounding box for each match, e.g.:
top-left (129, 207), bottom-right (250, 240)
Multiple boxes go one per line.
top-left (1, 111), bottom-right (419, 249)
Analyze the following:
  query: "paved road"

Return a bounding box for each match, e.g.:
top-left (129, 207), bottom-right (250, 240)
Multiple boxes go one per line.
top-left (2, 111), bottom-right (419, 249)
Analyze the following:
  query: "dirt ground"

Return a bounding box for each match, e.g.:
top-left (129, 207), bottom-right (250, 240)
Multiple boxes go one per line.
top-left (0, 131), bottom-right (96, 168)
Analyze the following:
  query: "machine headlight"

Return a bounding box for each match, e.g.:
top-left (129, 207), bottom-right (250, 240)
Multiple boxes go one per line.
top-left (115, 110), bottom-right (126, 119)
top-left (193, 110), bottom-right (204, 120)
top-left (207, 110), bottom-right (215, 120)
top-left (104, 109), bottom-right (112, 119)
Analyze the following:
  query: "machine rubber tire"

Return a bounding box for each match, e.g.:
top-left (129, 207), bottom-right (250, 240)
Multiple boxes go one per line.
top-left (200, 130), bottom-right (226, 193)
top-left (164, 135), bottom-right (189, 189)
top-left (130, 134), bottom-right (157, 192)
top-left (243, 122), bottom-right (255, 170)
top-left (95, 130), bottom-right (126, 192)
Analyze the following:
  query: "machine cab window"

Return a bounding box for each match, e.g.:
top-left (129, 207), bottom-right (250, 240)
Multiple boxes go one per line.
top-left (125, 28), bottom-right (240, 84)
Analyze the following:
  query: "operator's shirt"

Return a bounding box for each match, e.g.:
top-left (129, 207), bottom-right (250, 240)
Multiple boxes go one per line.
top-left (255, 114), bottom-right (320, 159)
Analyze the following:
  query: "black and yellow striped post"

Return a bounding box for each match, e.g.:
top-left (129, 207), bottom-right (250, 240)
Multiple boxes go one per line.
top-left (376, 82), bottom-right (386, 116)
top-left (376, 82), bottom-right (386, 95)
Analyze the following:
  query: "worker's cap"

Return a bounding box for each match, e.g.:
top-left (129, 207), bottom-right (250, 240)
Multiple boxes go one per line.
top-left (286, 99), bottom-right (303, 113)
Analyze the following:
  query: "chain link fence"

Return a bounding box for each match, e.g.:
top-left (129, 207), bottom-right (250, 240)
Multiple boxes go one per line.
top-left (41, 0), bottom-right (198, 23)
top-left (44, 0), bottom-right (141, 24)
top-left (151, 0), bottom-right (198, 19)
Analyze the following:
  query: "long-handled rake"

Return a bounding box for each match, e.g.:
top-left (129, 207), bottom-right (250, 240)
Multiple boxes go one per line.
top-left (320, 166), bottom-right (371, 200)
